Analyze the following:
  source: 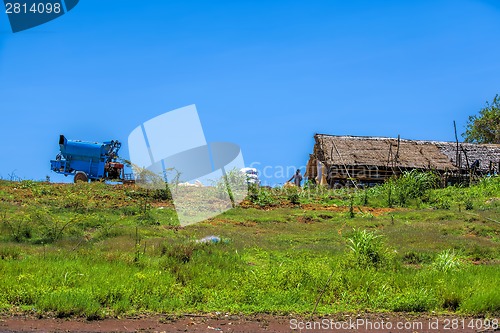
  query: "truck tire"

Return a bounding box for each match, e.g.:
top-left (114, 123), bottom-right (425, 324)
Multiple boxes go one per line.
top-left (74, 172), bottom-right (88, 183)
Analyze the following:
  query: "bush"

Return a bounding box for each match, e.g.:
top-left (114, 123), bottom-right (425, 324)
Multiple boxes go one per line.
top-left (249, 188), bottom-right (276, 207)
top-left (288, 192), bottom-right (300, 205)
top-left (214, 168), bottom-right (248, 204)
top-left (387, 170), bottom-right (440, 206)
top-left (434, 197), bottom-right (451, 210)
top-left (402, 251), bottom-right (432, 265)
top-left (161, 242), bottom-right (198, 264)
top-left (433, 249), bottom-right (462, 272)
top-left (465, 198), bottom-right (474, 210)
top-left (1, 213), bottom-right (33, 242)
top-left (346, 229), bottom-right (387, 268)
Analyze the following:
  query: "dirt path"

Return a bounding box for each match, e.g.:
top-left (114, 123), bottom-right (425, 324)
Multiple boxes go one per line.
top-left (1, 314), bottom-right (498, 333)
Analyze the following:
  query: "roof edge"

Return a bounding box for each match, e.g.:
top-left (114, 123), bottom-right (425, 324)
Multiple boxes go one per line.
top-left (314, 133), bottom-right (500, 147)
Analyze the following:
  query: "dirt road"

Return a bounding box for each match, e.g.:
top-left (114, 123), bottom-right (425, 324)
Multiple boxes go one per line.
top-left (1, 314), bottom-right (498, 333)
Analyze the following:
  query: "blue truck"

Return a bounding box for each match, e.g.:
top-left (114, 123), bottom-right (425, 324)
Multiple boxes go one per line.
top-left (50, 135), bottom-right (127, 183)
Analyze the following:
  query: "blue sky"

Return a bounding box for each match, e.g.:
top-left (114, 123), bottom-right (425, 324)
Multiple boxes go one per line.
top-left (1, 0), bottom-right (500, 185)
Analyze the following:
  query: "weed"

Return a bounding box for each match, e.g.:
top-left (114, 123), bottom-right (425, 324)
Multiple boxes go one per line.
top-left (214, 168), bottom-right (248, 206)
top-left (441, 292), bottom-right (461, 311)
top-left (345, 229), bottom-right (386, 268)
top-left (37, 288), bottom-right (102, 318)
top-left (288, 192), bottom-right (300, 205)
top-left (249, 188), bottom-right (276, 207)
top-left (136, 196), bottom-right (158, 225)
top-left (1, 213), bottom-right (33, 242)
top-left (465, 198), bottom-right (474, 210)
top-left (435, 198), bottom-right (451, 210)
top-left (387, 185), bottom-right (393, 208)
top-left (402, 251), bottom-right (432, 265)
top-left (433, 249), bottom-right (462, 272)
top-left (0, 246), bottom-right (22, 260)
top-left (18, 180), bottom-right (36, 189)
top-left (161, 241), bottom-right (198, 264)
top-left (348, 196), bottom-right (355, 218)
top-left (385, 171), bottom-right (439, 207)
top-left (391, 288), bottom-right (437, 312)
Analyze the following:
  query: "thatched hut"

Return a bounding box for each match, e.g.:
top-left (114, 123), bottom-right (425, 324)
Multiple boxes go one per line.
top-left (306, 134), bottom-right (500, 187)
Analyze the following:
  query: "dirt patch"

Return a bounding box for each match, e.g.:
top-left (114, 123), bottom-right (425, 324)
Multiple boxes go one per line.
top-left (300, 203), bottom-right (346, 212)
top-left (362, 207), bottom-right (398, 216)
top-left (0, 314), bottom-right (496, 332)
top-left (297, 215), bottom-right (315, 224)
top-left (299, 204), bottom-right (397, 216)
top-left (150, 202), bottom-right (175, 209)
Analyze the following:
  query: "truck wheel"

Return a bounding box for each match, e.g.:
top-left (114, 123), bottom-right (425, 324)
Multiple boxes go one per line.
top-left (74, 172), bottom-right (88, 183)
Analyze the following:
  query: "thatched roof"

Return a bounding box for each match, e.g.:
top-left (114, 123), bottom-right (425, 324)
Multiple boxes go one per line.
top-left (434, 142), bottom-right (500, 172)
top-left (313, 134), bottom-right (500, 172)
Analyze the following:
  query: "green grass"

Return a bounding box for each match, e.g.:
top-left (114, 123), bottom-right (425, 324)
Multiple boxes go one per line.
top-left (0, 176), bottom-right (499, 318)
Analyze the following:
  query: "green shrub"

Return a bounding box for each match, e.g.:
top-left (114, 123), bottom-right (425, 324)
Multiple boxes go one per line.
top-left (434, 197), bottom-right (451, 210)
top-left (1, 213), bottom-right (33, 242)
top-left (346, 229), bottom-right (387, 268)
top-left (433, 249), bottom-right (462, 272)
top-left (120, 206), bottom-right (139, 216)
top-left (249, 188), bottom-right (276, 207)
top-left (161, 242), bottom-right (198, 264)
top-left (402, 251), bottom-right (433, 265)
top-left (386, 170), bottom-right (440, 206)
top-left (288, 192), bottom-right (300, 205)
top-left (465, 198), bottom-right (474, 210)
top-left (152, 187), bottom-right (172, 201)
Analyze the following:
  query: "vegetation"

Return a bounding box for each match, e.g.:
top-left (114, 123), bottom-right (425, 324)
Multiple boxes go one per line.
top-left (383, 170), bottom-right (440, 207)
top-left (463, 94), bottom-right (500, 144)
top-left (0, 175), bottom-right (498, 319)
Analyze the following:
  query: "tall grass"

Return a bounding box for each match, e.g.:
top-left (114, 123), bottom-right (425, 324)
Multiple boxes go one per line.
top-left (383, 170), bottom-right (440, 206)
top-left (0, 249), bottom-right (498, 317)
top-left (433, 249), bottom-right (462, 272)
top-left (346, 229), bottom-right (387, 268)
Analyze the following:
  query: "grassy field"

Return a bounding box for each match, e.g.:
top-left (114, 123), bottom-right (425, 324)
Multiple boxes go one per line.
top-left (0, 175), bottom-right (499, 319)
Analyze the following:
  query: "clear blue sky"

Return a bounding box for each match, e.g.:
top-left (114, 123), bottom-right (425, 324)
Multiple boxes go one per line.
top-left (1, 0), bottom-right (500, 185)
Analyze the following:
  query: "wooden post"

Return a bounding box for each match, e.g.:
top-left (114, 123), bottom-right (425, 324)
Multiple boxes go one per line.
top-left (459, 145), bottom-right (471, 186)
top-left (460, 145), bottom-right (470, 170)
top-left (396, 134), bottom-right (400, 162)
top-left (458, 153), bottom-right (462, 184)
top-left (387, 144), bottom-right (393, 167)
top-left (454, 121), bottom-right (459, 167)
top-left (331, 140), bottom-right (358, 189)
top-left (318, 137), bottom-right (333, 188)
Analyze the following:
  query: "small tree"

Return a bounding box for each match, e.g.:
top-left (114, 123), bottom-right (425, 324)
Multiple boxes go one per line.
top-left (463, 94), bottom-right (500, 144)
